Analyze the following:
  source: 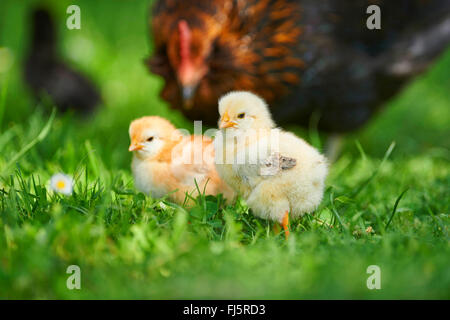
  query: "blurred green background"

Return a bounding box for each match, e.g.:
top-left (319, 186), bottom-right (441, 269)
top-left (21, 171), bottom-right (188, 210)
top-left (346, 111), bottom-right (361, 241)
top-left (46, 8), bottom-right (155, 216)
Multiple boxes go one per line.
top-left (0, 0), bottom-right (449, 299)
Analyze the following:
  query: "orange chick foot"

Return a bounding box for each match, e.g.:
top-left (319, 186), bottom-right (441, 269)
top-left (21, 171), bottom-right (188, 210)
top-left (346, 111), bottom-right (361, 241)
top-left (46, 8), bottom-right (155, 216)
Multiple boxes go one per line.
top-left (282, 211), bottom-right (290, 240)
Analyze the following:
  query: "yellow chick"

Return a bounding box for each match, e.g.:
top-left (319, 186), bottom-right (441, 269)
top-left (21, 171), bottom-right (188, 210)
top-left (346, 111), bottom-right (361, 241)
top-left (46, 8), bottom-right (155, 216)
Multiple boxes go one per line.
top-left (129, 116), bottom-right (235, 204)
top-left (214, 91), bottom-right (328, 238)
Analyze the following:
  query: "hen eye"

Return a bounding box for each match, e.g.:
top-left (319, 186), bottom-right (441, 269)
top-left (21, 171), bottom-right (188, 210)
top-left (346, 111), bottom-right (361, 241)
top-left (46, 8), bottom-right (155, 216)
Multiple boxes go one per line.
top-left (237, 113), bottom-right (245, 119)
top-left (147, 137), bottom-right (154, 142)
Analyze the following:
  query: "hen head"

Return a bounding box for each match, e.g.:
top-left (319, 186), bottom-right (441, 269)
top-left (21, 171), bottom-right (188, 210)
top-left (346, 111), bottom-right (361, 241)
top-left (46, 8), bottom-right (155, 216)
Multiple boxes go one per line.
top-left (147, 0), bottom-right (303, 124)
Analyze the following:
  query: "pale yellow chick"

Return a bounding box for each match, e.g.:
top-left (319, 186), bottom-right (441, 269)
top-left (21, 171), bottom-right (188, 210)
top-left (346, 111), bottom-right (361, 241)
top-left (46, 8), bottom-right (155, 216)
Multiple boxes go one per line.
top-left (129, 116), bottom-right (234, 204)
top-left (214, 91), bottom-right (328, 238)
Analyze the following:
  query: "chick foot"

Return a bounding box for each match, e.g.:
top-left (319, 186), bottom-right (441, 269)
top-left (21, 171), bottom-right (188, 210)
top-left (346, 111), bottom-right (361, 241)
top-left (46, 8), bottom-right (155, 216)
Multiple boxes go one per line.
top-left (282, 211), bottom-right (290, 240)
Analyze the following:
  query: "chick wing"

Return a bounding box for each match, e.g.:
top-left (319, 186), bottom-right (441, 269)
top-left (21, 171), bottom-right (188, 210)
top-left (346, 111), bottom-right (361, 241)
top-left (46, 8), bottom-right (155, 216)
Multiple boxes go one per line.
top-left (259, 152), bottom-right (297, 176)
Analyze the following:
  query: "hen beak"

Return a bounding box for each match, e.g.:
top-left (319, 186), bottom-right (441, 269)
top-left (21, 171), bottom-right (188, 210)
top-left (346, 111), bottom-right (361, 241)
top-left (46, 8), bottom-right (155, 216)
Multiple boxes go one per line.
top-left (129, 142), bottom-right (144, 152)
top-left (181, 85), bottom-right (197, 110)
top-left (219, 112), bottom-right (237, 129)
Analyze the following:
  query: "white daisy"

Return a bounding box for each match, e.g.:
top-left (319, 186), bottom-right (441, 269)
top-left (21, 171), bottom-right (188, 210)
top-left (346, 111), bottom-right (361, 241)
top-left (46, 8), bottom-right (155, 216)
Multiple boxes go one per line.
top-left (50, 173), bottom-right (74, 196)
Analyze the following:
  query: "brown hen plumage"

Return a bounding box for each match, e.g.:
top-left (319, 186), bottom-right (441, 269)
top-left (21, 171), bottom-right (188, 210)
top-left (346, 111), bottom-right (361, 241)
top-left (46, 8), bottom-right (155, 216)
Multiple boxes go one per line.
top-left (147, 0), bottom-right (450, 132)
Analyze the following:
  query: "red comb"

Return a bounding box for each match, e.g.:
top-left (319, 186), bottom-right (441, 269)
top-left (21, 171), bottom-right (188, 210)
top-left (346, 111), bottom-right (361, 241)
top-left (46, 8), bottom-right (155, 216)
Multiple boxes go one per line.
top-left (178, 20), bottom-right (191, 63)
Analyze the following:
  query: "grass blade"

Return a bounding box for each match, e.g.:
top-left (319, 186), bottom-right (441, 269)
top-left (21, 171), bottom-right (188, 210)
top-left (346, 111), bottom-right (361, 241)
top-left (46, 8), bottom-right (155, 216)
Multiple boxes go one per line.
top-left (354, 140), bottom-right (367, 162)
top-left (352, 141), bottom-right (395, 198)
top-left (0, 74), bottom-right (8, 130)
top-left (329, 191), bottom-right (348, 231)
top-left (385, 188), bottom-right (409, 231)
top-left (2, 109), bottom-right (56, 173)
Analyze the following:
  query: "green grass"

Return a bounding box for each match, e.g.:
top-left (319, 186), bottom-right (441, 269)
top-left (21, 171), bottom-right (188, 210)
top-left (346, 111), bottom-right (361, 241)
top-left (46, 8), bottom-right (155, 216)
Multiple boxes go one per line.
top-left (0, 0), bottom-right (449, 299)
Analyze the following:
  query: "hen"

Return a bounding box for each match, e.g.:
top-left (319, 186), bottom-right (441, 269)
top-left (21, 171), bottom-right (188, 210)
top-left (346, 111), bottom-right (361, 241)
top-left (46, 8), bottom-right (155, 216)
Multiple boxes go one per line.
top-left (147, 0), bottom-right (450, 132)
top-left (24, 7), bottom-right (101, 115)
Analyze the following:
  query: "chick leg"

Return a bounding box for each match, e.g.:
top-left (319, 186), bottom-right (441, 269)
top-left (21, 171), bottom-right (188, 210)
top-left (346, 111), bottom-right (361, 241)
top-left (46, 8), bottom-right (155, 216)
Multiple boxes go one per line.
top-left (272, 212), bottom-right (289, 239)
top-left (281, 211), bottom-right (290, 239)
top-left (246, 182), bottom-right (290, 239)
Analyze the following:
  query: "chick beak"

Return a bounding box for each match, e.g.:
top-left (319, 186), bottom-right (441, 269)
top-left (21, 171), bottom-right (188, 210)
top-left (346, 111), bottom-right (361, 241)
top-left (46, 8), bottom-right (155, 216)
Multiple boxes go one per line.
top-left (219, 112), bottom-right (237, 129)
top-left (181, 85), bottom-right (197, 110)
top-left (128, 142), bottom-right (143, 152)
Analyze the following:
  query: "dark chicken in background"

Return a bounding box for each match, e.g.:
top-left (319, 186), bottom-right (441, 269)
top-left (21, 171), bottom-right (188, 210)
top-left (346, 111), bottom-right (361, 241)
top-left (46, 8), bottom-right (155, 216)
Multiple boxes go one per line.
top-left (147, 0), bottom-right (450, 134)
top-left (24, 8), bottom-right (101, 116)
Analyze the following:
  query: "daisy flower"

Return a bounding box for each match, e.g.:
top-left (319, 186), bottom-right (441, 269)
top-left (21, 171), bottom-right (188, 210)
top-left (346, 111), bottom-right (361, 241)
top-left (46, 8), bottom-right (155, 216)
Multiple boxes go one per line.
top-left (50, 173), bottom-right (74, 196)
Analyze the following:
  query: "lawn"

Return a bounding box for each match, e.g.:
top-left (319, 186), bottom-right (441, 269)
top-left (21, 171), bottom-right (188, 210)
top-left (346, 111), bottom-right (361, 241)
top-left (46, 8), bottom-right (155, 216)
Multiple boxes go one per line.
top-left (0, 0), bottom-right (449, 299)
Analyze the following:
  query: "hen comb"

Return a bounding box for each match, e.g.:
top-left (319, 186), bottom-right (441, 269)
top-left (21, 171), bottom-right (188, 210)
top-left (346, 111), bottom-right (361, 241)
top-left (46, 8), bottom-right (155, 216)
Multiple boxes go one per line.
top-left (178, 20), bottom-right (191, 63)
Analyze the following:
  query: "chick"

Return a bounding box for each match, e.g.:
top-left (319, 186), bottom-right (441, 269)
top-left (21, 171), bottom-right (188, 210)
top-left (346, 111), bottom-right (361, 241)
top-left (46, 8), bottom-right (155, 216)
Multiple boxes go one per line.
top-left (214, 91), bottom-right (328, 238)
top-left (129, 116), bottom-right (234, 204)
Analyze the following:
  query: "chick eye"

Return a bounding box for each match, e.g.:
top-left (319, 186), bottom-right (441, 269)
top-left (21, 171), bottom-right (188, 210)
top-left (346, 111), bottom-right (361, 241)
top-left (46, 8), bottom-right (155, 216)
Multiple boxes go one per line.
top-left (237, 113), bottom-right (245, 119)
top-left (147, 137), bottom-right (154, 142)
